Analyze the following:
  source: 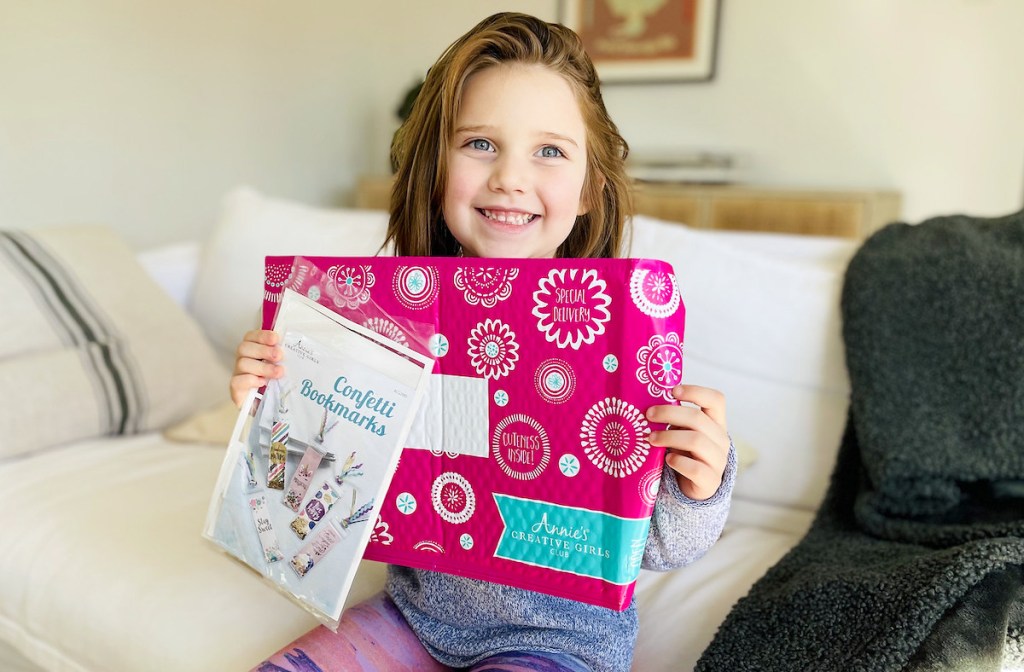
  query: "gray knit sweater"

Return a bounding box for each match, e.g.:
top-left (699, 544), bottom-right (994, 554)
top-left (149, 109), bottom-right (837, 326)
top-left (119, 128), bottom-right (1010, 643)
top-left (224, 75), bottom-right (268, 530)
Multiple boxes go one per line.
top-left (387, 444), bottom-right (737, 672)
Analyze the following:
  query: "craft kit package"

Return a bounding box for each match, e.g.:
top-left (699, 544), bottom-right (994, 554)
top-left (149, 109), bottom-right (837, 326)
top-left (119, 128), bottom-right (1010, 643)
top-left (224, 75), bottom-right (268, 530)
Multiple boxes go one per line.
top-left (261, 255), bottom-right (686, 611)
top-left (203, 290), bottom-right (433, 628)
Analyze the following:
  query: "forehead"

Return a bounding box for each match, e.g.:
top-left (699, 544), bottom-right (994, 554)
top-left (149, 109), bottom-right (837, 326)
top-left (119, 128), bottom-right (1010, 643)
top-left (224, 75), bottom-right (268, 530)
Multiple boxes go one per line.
top-left (456, 63), bottom-right (587, 140)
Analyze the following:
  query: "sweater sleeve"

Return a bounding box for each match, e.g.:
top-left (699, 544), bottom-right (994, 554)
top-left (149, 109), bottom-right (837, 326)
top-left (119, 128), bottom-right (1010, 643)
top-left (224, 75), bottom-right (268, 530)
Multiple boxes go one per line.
top-left (641, 439), bottom-right (737, 571)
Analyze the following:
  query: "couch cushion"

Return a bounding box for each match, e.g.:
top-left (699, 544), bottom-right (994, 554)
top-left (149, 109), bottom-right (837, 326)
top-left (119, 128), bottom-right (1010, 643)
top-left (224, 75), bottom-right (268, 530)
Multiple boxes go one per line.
top-left (191, 186), bottom-right (391, 365)
top-left (0, 433), bottom-right (388, 671)
top-left (630, 216), bottom-right (858, 510)
top-left (0, 225), bottom-right (229, 457)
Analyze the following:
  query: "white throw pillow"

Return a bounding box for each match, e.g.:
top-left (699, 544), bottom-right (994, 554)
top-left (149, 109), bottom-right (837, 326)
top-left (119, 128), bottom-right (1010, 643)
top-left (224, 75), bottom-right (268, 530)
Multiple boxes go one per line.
top-left (191, 186), bottom-right (391, 365)
top-left (629, 216), bottom-right (858, 510)
top-left (0, 225), bottom-right (229, 457)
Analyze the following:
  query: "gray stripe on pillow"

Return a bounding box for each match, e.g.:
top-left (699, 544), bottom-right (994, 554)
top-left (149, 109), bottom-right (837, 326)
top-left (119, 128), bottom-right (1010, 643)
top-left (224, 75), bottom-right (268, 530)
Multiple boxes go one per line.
top-left (0, 231), bottom-right (146, 435)
top-left (0, 233), bottom-right (89, 344)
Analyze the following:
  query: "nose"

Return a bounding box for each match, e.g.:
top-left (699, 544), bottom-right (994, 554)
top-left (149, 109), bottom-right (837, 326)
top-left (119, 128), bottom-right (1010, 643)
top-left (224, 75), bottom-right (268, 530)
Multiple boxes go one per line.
top-left (488, 154), bottom-right (528, 194)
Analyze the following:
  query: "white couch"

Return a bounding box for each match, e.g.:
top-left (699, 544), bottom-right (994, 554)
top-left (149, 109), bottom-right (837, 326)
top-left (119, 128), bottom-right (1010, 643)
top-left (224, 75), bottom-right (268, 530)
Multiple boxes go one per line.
top-left (0, 187), bottom-right (859, 671)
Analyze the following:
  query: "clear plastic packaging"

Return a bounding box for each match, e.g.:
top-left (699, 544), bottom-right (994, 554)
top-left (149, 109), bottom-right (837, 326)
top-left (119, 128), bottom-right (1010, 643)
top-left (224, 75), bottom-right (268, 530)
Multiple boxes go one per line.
top-left (203, 289), bottom-right (432, 629)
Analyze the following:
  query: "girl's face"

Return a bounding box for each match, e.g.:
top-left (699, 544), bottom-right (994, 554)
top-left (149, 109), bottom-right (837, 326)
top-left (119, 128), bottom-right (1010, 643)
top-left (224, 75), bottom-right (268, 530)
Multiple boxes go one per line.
top-left (443, 63), bottom-right (589, 259)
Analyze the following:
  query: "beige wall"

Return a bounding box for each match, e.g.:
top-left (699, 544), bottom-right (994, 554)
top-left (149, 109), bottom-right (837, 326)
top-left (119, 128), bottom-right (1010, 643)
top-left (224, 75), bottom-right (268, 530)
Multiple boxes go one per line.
top-left (605, 1), bottom-right (1024, 224)
top-left (1, 1), bottom-right (1022, 249)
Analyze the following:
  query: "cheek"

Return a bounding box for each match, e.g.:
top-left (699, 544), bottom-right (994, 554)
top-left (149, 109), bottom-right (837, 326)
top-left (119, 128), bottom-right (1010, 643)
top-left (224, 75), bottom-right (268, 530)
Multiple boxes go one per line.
top-left (547, 172), bottom-right (588, 217)
top-left (443, 162), bottom-right (478, 212)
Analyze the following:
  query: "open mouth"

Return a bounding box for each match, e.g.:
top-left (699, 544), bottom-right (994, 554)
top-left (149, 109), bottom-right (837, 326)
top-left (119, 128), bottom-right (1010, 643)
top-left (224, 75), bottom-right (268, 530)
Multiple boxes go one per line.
top-left (478, 208), bottom-right (538, 226)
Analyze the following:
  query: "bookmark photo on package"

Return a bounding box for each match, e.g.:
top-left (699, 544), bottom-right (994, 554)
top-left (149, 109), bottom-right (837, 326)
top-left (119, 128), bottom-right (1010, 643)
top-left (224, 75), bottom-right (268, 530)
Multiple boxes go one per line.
top-left (249, 495), bottom-right (284, 564)
top-left (290, 523), bottom-right (343, 578)
top-left (240, 451), bottom-right (259, 491)
top-left (290, 480), bottom-right (341, 539)
top-left (266, 383), bottom-right (296, 491)
top-left (283, 444), bottom-right (326, 512)
top-left (267, 414), bottom-right (288, 490)
top-left (234, 405), bottom-right (260, 491)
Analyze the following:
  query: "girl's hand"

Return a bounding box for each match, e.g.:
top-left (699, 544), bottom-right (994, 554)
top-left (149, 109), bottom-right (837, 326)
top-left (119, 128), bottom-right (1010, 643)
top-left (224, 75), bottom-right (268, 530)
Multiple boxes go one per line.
top-left (646, 385), bottom-right (729, 501)
top-left (229, 329), bottom-right (285, 407)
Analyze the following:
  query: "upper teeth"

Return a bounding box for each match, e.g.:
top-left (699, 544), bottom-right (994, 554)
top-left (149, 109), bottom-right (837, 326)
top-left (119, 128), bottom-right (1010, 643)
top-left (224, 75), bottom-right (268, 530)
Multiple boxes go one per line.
top-left (483, 209), bottom-right (533, 225)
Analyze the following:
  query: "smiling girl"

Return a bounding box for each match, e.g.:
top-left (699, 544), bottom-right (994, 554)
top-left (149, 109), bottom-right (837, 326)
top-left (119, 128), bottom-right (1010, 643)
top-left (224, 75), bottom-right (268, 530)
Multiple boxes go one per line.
top-left (237, 13), bottom-right (735, 672)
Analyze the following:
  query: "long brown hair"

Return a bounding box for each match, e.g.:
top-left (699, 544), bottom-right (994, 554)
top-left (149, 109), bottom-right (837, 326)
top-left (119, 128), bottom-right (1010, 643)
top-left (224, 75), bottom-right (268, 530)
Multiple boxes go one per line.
top-left (385, 12), bottom-right (631, 259)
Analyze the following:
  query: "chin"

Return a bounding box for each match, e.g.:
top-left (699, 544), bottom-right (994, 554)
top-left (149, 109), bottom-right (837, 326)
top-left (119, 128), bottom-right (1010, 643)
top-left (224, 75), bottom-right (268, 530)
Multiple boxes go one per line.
top-left (463, 242), bottom-right (540, 259)
top-left (485, 248), bottom-right (554, 260)
top-left (482, 237), bottom-right (565, 259)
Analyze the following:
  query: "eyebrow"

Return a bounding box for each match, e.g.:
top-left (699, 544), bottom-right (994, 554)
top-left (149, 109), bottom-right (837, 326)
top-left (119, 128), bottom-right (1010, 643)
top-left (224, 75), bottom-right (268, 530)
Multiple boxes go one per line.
top-left (454, 125), bottom-right (580, 148)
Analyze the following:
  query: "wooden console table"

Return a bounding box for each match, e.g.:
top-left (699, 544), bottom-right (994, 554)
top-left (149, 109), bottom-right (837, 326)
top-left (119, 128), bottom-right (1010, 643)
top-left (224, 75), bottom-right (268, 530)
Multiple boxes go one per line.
top-left (355, 175), bottom-right (901, 240)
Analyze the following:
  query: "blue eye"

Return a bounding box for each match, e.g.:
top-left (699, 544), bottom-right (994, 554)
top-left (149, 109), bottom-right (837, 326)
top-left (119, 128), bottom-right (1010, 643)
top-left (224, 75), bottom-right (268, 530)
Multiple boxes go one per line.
top-left (469, 138), bottom-right (493, 151)
top-left (539, 146), bottom-right (564, 158)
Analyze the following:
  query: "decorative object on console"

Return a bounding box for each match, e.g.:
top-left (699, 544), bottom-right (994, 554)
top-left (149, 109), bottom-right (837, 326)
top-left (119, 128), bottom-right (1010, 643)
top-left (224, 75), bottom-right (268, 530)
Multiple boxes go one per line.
top-left (626, 149), bottom-right (738, 184)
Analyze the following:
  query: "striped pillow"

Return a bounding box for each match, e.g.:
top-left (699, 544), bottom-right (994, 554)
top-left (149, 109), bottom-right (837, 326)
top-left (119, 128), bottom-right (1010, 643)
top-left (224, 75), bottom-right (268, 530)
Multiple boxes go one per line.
top-left (0, 225), bottom-right (229, 456)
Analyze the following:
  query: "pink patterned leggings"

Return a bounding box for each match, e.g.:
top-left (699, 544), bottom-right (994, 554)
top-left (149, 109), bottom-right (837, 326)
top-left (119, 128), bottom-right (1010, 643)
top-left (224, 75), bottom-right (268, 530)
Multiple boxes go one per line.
top-left (252, 593), bottom-right (592, 672)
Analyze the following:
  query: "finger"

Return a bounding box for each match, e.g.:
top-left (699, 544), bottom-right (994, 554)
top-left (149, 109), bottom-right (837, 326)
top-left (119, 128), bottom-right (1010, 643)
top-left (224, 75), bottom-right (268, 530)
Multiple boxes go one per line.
top-left (664, 453), bottom-right (721, 500)
top-left (646, 404), bottom-right (728, 448)
top-left (243, 329), bottom-right (281, 346)
top-left (230, 373), bottom-right (268, 408)
top-left (234, 355), bottom-right (285, 380)
top-left (671, 385), bottom-right (727, 430)
top-left (236, 340), bottom-right (283, 368)
top-left (654, 431), bottom-right (729, 473)
top-left (665, 451), bottom-right (711, 481)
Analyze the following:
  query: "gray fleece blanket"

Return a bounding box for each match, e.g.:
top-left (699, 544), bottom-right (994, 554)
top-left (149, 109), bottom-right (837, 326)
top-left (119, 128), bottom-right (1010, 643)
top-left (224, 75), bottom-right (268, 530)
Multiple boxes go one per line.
top-left (696, 210), bottom-right (1024, 672)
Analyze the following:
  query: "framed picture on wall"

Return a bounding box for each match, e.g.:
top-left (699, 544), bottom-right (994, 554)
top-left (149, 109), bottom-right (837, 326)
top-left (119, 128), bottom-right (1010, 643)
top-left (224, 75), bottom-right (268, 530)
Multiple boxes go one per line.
top-left (560, 0), bottom-right (721, 83)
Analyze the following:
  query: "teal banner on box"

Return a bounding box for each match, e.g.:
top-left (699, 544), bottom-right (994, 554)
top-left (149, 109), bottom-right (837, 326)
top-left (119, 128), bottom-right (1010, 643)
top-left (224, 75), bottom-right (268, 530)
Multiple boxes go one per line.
top-left (493, 494), bottom-right (651, 585)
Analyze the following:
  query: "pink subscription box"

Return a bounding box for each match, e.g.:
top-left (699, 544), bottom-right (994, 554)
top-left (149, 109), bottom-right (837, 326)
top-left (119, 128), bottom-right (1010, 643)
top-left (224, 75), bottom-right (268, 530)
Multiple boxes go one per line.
top-left (263, 255), bottom-right (685, 611)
